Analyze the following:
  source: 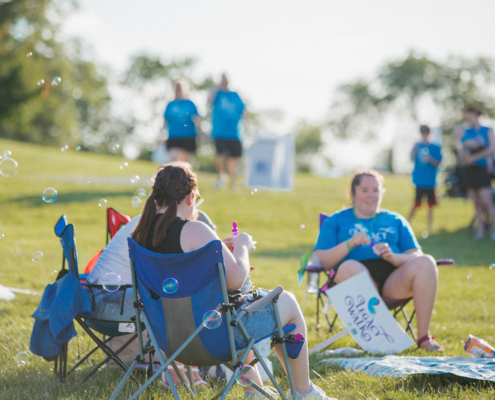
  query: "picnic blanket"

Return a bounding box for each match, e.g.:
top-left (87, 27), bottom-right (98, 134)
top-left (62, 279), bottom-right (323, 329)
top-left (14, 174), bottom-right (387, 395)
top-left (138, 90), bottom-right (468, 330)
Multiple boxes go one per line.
top-left (320, 356), bottom-right (495, 382)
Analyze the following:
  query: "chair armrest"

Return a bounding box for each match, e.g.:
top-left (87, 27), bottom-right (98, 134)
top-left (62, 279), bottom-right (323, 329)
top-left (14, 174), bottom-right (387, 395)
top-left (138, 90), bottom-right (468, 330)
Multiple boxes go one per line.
top-left (305, 266), bottom-right (325, 273)
top-left (232, 286), bottom-right (284, 326)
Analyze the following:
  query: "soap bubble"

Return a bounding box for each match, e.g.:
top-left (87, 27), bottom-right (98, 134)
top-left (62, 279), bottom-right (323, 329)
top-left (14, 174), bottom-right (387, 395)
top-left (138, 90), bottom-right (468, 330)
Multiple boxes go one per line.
top-left (137, 188), bottom-right (147, 198)
top-left (52, 270), bottom-right (57, 275)
top-left (490, 263), bottom-right (494, 270)
top-left (422, 147), bottom-right (430, 155)
top-left (251, 189), bottom-right (258, 195)
top-left (37, 79), bottom-right (45, 86)
top-left (1, 150), bottom-right (12, 159)
top-left (42, 187), bottom-right (57, 203)
top-left (15, 351), bottom-right (29, 366)
top-left (14, 34), bottom-right (21, 40)
top-left (32, 251), bottom-right (43, 263)
top-left (421, 231), bottom-right (428, 238)
top-left (102, 273), bottom-right (121, 292)
top-left (64, 145), bottom-right (68, 150)
top-left (27, 52), bottom-right (32, 57)
top-left (75, 146), bottom-right (81, 151)
top-left (300, 224), bottom-right (305, 229)
top-left (51, 77), bottom-right (61, 86)
top-left (111, 144), bottom-right (120, 152)
top-left (60, 147), bottom-right (65, 152)
top-left (99, 199), bottom-right (107, 207)
top-left (130, 175), bottom-right (140, 184)
top-left (203, 310), bottom-right (222, 329)
top-left (0, 234), bottom-right (4, 239)
top-left (467, 274), bottom-right (472, 280)
top-left (120, 162), bottom-right (128, 170)
top-left (131, 196), bottom-right (142, 208)
top-left (0, 158), bottom-right (18, 177)
top-left (235, 365), bottom-right (256, 387)
top-left (162, 278), bottom-right (178, 294)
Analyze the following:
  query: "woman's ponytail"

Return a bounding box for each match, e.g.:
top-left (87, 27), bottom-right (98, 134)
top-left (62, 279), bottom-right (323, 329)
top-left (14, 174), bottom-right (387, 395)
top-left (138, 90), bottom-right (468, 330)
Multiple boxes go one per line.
top-left (131, 195), bottom-right (157, 247)
top-left (152, 197), bottom-right (178, 249)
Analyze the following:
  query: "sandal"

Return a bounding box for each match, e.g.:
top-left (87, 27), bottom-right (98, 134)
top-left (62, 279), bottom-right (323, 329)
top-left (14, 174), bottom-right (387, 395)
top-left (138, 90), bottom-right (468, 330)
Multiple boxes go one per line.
top-left (417, 335), bottom-right (444, 352)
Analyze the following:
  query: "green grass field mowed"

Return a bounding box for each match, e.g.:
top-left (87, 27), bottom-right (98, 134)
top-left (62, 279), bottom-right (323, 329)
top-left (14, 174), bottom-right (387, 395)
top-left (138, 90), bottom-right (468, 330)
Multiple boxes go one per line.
top-left (1, 138), bottom-right (495, 399)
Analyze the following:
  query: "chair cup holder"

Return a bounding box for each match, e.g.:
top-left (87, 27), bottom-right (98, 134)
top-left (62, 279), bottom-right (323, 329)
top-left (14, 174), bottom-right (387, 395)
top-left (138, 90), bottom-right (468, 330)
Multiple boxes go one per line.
top-left (285, 334), bottom-right (305, 359)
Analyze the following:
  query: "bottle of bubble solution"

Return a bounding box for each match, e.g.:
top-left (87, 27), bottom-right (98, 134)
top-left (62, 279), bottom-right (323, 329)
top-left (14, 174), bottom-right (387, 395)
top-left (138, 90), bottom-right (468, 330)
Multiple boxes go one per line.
top-left (307, 255), bottom-right (320, 294)
top-left (232, 222), bottom-right (254, 293)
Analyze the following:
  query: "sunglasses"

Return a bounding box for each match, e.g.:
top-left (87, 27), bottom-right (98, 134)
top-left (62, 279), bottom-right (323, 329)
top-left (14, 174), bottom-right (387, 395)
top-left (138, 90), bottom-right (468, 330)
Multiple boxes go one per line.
top-left (194, 192), bottom-right (203, 206)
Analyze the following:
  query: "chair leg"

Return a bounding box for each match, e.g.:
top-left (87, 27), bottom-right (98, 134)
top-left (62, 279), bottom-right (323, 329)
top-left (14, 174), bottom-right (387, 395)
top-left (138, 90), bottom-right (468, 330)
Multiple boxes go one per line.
top-left (186, 365), bottom-right (197, 396)
top-left (108, 355), bottom-right (142, 400)
top-left (251, 342), bottom-right (287, 399)
top-left (402, 308), bottom-right (417, 342)
top-left (301, 288), bottom-right (309, 313)
top-left (316, 293), bottom-right (320, 330)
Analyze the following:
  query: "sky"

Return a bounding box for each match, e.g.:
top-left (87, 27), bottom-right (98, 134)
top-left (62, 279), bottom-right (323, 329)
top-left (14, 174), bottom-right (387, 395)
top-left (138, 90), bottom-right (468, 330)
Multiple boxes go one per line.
top-left (61, 0), bottom-right (495, 168)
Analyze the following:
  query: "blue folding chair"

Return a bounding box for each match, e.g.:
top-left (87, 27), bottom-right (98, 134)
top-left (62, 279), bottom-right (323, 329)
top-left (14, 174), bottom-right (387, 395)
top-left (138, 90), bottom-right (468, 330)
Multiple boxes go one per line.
top-left (110, 238), bottom-right (300, 400)
top-left (53, 215), bottom-right (139, 384)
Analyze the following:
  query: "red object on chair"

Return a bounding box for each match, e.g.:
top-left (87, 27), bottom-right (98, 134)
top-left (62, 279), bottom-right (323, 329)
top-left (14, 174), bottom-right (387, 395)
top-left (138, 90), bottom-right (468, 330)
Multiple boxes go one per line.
top-left (107, 208), bottom-right (131, 244)
top-left (83, 249), bottom-right (103, 274)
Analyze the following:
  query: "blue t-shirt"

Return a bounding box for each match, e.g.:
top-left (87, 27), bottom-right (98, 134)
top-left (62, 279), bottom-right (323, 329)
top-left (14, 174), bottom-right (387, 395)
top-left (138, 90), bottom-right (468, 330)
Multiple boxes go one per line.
top-left (314, 208), bottom-right (420, 263)
top-left (164, 99), bottom-right (199, 139)
top-left (211, 90), bottom-right (245, 140)
top-left (461, 126), bottom-right (490, 168)
top-left (412, 142), bottom-right (442, 188)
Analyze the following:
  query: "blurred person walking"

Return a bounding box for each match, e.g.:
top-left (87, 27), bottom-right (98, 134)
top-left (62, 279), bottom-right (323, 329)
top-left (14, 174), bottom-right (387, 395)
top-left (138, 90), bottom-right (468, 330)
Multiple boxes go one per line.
top-left (163, 79), bottom-right (201, 163)
top-left (408, 125), bottom-right (442, 233)
top-left (457, 105), bottom-right (495, 239)
top-left (208, 73), bottom-right (246, 190)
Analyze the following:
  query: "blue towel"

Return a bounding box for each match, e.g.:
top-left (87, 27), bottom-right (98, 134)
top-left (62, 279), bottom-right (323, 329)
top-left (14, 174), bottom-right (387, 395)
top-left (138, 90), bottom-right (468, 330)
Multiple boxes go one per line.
top-left (30, 274), bottom-right (93, 361)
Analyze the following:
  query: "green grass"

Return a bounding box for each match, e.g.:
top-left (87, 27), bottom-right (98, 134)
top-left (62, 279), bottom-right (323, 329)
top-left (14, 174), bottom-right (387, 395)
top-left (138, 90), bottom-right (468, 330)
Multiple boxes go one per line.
top-left (1, 138), bottom-right (495, 399)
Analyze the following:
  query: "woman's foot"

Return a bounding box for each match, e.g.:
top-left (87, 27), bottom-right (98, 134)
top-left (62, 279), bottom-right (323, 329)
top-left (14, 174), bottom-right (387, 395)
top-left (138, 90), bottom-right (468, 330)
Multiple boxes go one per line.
top-left (417, 335), bottom-right (444, 352)
top-left (288, 382), bottom-right (337, 400)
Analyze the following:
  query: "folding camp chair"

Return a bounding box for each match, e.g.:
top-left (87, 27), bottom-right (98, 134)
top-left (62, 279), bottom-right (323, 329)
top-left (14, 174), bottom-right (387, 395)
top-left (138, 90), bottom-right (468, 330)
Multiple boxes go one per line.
top-left (53, 215), bottom-right (139, 383)
top-left (107, 208), bottom-right (131, 244)
top-left (301, 213), bottom-right (454, 341)
top-left (110, 239), bottom-right (299, 400)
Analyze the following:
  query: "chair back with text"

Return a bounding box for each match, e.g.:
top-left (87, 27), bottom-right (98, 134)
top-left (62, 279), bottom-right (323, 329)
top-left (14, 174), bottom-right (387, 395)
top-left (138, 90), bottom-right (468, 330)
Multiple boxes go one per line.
top-left (107, 208), bottom-right (131, 244)
top-left (128, 238), bottom-right (232, 366)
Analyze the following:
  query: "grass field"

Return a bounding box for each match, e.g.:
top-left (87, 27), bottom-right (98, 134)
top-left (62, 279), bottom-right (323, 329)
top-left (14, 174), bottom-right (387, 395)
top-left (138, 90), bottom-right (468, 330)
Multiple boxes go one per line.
top-left (1, 138), bottom-right (495, 399)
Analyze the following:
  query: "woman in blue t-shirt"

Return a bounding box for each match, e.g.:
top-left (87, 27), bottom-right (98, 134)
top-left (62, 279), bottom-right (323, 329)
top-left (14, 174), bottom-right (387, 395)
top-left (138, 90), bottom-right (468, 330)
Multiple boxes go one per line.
top-left (457, 105), bottom-right (495, 240)
top-left (314, 170), bottom-right (443, 352)
top-left (163, 80), bottom-right (201, 163)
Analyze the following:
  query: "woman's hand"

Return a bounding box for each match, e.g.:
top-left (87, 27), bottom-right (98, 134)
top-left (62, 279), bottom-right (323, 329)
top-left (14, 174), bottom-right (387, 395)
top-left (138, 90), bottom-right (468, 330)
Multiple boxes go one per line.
top-left (349, 232), bottom-right (371, 249)
top-left (233, 232), bottom-right (256, 253)
top-left (222, 237), bottom-right (234, 252)
top-left (373, 243), bottom-right (398, 266)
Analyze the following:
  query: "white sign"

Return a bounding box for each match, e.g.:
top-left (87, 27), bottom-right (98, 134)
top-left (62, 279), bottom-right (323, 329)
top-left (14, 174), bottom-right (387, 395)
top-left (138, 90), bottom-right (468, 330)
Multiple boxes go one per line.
top-left (325, 272), bottom-right (415, 354)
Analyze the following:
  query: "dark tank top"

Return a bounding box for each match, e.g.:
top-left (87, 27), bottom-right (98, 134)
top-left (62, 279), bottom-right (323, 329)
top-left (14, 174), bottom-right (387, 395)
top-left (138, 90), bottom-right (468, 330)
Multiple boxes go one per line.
top-left (145, 215), bottom-right (189, 254)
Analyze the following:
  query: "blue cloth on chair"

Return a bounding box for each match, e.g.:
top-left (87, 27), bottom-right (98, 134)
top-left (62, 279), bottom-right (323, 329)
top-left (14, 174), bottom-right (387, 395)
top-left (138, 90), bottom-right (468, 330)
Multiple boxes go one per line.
top-left (30, 274), bottom-right (93, 361)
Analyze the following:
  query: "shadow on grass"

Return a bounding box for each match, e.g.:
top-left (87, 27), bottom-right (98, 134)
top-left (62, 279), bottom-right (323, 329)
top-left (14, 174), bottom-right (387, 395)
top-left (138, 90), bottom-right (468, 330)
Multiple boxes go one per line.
top-left (419, 226), bottom-right (495, 266)
top-left (1, 191), bottom-right (137, 207)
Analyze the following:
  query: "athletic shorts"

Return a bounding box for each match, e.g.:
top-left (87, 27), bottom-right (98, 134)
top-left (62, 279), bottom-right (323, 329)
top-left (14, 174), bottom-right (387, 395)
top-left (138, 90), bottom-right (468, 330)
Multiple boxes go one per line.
top-left (414, 188), bottom-right (437, 208)
top-left (166, 137), bottom-right (197, 153)
top-left (464, 165), bottom-right (492, 190)
top-left (214, 139), bottom-right (242, 158)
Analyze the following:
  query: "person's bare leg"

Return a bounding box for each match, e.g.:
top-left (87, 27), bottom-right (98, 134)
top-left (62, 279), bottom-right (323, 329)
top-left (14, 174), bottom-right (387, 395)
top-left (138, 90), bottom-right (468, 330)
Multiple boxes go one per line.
top-left (334, 260), bottom-right (378, 291)
top-left (428, 207), bottom-right (433, 232)
top-left (408, 206), bottom-right (417, 222)
top-left (237, 350), bottom-right (264, 393)
top-left (168, 148), bottom-right (179, 162)
top-left (479, 187), bottom-right (495, 231)
top-left (382, 255), bottom-right (440, 349)
top-left (227, 157), bottom-right (238, 190)
top-left (216, 154), bottom-right (224, 178)
top-left (177, 149), bottom-right (190, 162)
top-left (469, 189), bottom-right (484, 236)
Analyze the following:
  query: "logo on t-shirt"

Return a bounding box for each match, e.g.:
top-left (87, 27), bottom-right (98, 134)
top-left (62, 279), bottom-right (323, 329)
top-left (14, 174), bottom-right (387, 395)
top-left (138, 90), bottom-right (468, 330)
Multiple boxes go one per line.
top-left (219, 97), bottom-right (237, 114)
top-left (349, 224), bottom-right (395, 243)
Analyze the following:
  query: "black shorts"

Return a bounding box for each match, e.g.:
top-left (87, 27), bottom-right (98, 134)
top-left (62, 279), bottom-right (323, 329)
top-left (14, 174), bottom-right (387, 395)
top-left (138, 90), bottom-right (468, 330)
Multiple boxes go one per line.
top-left (464, 165), bottom-right (492, 190)
top-left (360, 258), bottom-right (396, 295)
top-left (414, 188), bottom-right (437, 208)
top-left (214, 139), bottom-right (242, 158)
top-left (166, 137), bottom-right (197, 153)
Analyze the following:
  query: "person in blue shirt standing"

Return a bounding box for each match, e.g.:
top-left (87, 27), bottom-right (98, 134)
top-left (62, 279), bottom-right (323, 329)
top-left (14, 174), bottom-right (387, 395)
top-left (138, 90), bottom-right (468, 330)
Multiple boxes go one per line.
top-left (163, 79), bottom-right (201, 163)
top-left (313, 170), bottom-right (443, 352)
top-left (208, 74), bottom-right (245, 190)
top-left (457, 105), bottom-right (495, 239)
top-left (407, 125), bottom-right (442, 233)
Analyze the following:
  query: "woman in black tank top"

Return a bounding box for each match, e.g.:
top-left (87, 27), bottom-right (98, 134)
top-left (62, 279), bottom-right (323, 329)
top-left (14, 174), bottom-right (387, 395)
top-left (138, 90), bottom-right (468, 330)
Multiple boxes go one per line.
top-left (145, 216), bottom-right (188, 254)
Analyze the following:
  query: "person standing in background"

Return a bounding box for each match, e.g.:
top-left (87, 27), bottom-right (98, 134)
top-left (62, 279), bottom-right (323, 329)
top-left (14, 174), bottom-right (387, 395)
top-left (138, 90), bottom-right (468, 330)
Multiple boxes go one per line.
top-left (208, 73), bottom-right (246, 190)
top-left (457, 105), bottom-right (495, 239)
top-left (408, 125), bottom-right (443, 234)
top-left (163, 79), bottom-right (201, 163)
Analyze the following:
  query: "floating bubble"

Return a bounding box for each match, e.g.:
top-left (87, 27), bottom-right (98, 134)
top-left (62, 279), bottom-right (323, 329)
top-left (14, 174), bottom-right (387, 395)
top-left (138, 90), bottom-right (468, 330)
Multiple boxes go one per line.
top-left (137, 188), bottom-right (147, 198)
top-left (490, 263), bottom-right (494, 270)
top-left (37, 79), bottom-right (45, 86)
top-left (131, 196), bottom-right (142, 208)
top-left (52, 270), bottom-right (57, 275)
top-left (162, 278), bottom-right (178, 294)
top-left (32, 251), bottom-right (43, 263)
top-left (27, 52), bottom-right (32, 57)
top-left (251, 189), bottom-right (258, 195)
top-left (235, 365), bottom-right (256, 387)
top-left (15, 351), bottom-right (29, 366)
top-left (203, 310), bottom-right (222, 329)
top-left (421, 147), bottom-right (429, 155)
top-left (120, 162), bottom-right (128, 170)
top-left (61, 147), bottom-right (65, 152)
top-left (42, 187), bottom-right (57, 203)
top-left (467, 274), bottom-right (472, 280)
top-left (102, 272), bottom-right (121, 292)
top-left (1, 150), bottom-right (12, 159)
top-left (0, 158), bottom-right (18, 177)
top-left (111, 144), bottom-right (120, 152)
top-left (300, 224), bottom-right (305, 229)
top-left (421, 231), bottom-right (429, 238)
top-left (51, 77), bottom-right (61, 86)
top-left (130, 175), bottom-right (140, 184)
top-left (0, 234), bottom-right (4, 239)
top-left (14, 34), bottom-right (22, 40)
top-left (64, 145), bottom-right (69, 150)
top-left (75, 146), bottom-right (81, 151)
top-left (99, 199), bottom-right (107, 207)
